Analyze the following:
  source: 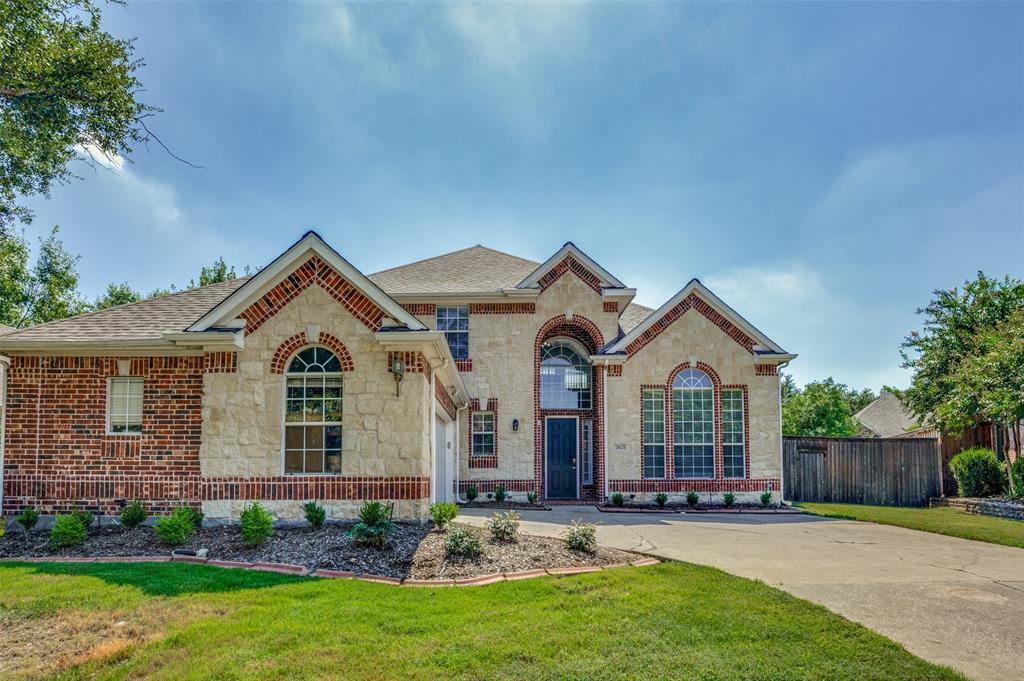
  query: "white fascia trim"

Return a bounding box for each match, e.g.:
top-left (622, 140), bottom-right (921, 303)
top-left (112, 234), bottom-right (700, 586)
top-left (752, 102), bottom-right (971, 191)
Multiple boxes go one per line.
top-left (516, 242), bottom-right (627, 290)
top-left (601, 288), bottom-right (637, 299)
top-left (162, 330), bottom-right (245, 350)
top-left (373, 330), bottom-right (470, 407)
top-left (754, 353), bottom-right (798, 363)
top-left (188, 231), bottom-right (426, 332)
top-left (607, 279), bottom-right (788, 355)
top-left (0, 340), bottom-right (203, 355)
top-left (390, 289), bottom-right (540, 302)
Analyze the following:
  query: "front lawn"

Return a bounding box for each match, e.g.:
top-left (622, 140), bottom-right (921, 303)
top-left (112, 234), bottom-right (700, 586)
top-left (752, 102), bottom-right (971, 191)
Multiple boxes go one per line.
top-left (799, 503), bottom-right (1024, 549)
top-left (0, 560), bottom-right (963, 680)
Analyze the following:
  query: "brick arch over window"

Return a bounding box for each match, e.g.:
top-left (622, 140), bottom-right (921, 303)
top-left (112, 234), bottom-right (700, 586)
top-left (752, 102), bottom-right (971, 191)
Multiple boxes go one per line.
top-left (533, 314), bottom-right (605, 500)
top-left (664, 361), bottom-right (723, 479)
top-left (270, 332), bottom-right (355, 374)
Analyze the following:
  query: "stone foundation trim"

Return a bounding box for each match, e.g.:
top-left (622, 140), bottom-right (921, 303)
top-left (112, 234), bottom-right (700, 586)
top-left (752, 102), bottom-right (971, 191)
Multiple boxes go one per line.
top-left (609, 478), bottom-right (780, 493)
top-left (270, 331), bottom-right (355, 373)
top-left (202, 476), bottom-right (430, 501)
top-left (457, 479), bottom-right (533, 493)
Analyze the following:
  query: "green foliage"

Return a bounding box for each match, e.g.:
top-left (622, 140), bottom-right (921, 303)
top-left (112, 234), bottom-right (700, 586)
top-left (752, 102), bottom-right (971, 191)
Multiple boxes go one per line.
top-left (429, 502), bottom-right (459, 530)
top-left (70, 506), bottom-right (94, 531)
top-left (239, 503), bottom-right (274, 547)
top-left (760, 490), bottom-right (773, 507)
top-left (723, 492), bottom-right (736, 508)
top-left (526, 490), bottom-right (538, 504)
top-left (93, 281), bottom-right (140, 309)
top-left (16, 506), bottom-right (40, 532)
top-left (1011, 456), bottom-right (1024, 500)
top-left (487, 510), bottom-right (520, 542)
top-left (444, 525), bottom-right (482, 557)
top-left (50, 514), bottom-right (86, 548)
top-left (948, 448), bottom-right (1006, 498)
top-left (654, 492), bottom-right (668, 508)
top-left (782, 376), bottom-right (871, 437)
top-left (562, 519), bottom-right (597, 553)
top-left (0, 228), bottom-right (87, 326)
top-left (173, 506), bottom-right (203, 530)
top-left (119, 499), bottom-right (147, 529)
top-left (610, 492), bottom-right (625, 507)
top-left (154, 512), bottom-right (195, 546)
top-left (303, 501), bottom-right (326, 530)
top-left (493, 485), bottom-right (507, 503)
top-left (0, 0), bottom-right (156, 230)
top-left (348, 501), bottom-right (396, 548)
top-left (190, 257), bottom-right (245, 288)
top-left (686, 491), bottom-right (699, 508)
top-left (465, 485), bottom-right (478, 502)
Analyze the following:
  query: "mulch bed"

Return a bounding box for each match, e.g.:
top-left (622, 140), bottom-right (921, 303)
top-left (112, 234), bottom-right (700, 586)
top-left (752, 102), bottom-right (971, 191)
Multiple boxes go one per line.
top-left (0, 522), bottom-right (636, 580)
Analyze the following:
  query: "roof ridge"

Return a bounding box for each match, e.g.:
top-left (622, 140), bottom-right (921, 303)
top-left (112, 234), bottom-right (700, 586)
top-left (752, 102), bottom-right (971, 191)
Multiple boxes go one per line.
top-left (368, 245), bottom-right (539, 277)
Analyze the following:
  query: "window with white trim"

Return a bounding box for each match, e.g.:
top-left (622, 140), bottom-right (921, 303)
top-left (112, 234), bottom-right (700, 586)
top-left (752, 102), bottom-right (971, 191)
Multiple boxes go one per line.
top-left (108, 377), bottom-right (143, 433)
top-left (642, 388), bottom-right (665, 478)
top-left (284, 347), bottom-right (343, 475)
top-left (437, 306), bottom-right (469, 360)
top-left (673, 369), bottom-right (714, 479)
top-left (471, 411), bottom-right (494, 456)
top-left (722, 388), bottom-right (745, 478)
top-left (581, 419), bottom-right (593, 484)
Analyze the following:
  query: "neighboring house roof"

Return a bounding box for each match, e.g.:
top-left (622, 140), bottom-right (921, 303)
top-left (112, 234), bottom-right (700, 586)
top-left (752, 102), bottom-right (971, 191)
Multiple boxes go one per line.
top-left (0, 324), bottom-right (16, 336)
top-left (367, 245), bottom-right (540, 295)
top-left (854, 391), bottom-right (922, 438)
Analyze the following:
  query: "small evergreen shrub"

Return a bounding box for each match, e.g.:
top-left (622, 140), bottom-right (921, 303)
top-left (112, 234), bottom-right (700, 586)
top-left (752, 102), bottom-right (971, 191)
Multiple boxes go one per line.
top-left (654, 492), bottom-right (668, 508)
top-left (760, 490), bottom-right (773, 507)
top-left (1011, 456), bottom-right (1024, 499)
top-left (686, 491), bottom-right (699, 508)
top-left (444, 525), bottom-right (483, 557)
top-left (465, 485), bottom-right (478, 502)
top-left (240, 503), bottom-right (274, 547)
top-left (348, 501), bottom-right (396, 548)
top-left (611, 492), bottom-right (625, 507)
top-left (70, 507), bottom-right (94, 531)
top-left (949, 448), bottom-right (1007, 497)
top-left (723, 492), bottom-right (736, 508)
top-left (154, 512), bottom-right (195, 546)
top-left (178, 506), bottom-right (204, 529)
top-left (50, 514), bottom-right (87, 549)
top-left (563, 519), bottom-right (597, 553)
top-left (430, 501), bottom-right (459, 529)
top-left (303, 501), bottom-right (326, 530)
top-left (494, 485), bottom-right (507, 503)
top-left (120, 499), bottom-right (147, 529)
top-left (527, 490), bottom-right (538, 504)
top-left (487, 510), bottom-right (520, 542)
top-left (16, 506), bottom-right (40, 533)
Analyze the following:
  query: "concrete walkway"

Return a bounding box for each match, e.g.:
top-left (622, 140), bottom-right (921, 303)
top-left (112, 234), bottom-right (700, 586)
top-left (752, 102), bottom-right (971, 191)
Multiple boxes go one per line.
top-left (461, 506), bottom-right (1024, 681)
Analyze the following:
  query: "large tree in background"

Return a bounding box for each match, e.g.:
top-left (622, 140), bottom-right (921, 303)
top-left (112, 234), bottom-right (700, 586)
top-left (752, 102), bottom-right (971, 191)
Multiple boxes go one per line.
top-left (0, 0), bottom-right (159, 231)
top-left (0, 227), bottom-right (86, 326)
top-left (781, 375), bottom-right (876, 437)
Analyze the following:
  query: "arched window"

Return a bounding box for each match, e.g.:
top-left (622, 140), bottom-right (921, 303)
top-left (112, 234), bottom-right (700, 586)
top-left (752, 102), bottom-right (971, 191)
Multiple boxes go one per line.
top-left (540, 340), bottom-right (591, 409)
top-left (284, 347), bottom-right (343, 475)
top-left (673, 368), bottom-right (714, 478)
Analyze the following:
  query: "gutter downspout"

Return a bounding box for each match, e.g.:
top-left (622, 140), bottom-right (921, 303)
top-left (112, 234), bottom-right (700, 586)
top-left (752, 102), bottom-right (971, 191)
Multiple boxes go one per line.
top-left (0, 355), bottom-right (7, 520)
top-left (602, 359), bottom-right (610, 502)
top-left (777, 360), bottom-right (790, 503)
top-left (428, 359), bottom-right (449, 504)
top-left (454, 403), bottom-right (469, 503)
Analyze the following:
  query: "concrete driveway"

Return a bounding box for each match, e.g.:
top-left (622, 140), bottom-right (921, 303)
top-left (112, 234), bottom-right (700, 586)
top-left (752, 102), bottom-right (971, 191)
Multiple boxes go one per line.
top-left (461, 506), bottom-right (1023, 681)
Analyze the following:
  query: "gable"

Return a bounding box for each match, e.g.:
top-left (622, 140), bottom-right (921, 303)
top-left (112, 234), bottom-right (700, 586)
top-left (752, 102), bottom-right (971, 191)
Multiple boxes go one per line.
top-left (625, 291), bottom-right (757, 356)
top-left (517, 242), bottom-right (627, 291)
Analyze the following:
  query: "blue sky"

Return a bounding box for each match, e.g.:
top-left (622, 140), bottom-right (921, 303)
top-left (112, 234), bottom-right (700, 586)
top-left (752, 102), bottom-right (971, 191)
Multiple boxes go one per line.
top-left (20, 1), bottom-right (1024, 390)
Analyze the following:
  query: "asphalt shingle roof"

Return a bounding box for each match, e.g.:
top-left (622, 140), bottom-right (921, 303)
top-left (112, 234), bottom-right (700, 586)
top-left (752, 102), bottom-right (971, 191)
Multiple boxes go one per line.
top-left (854, 391), bottom-right (922, 438)
top-left (367, 245), bottom-right (540, 294)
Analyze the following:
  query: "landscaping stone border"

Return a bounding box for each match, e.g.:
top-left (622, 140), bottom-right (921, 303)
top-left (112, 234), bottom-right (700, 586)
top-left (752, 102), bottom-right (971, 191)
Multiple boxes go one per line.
top-left (0, 554), bottom-right (660, 586)
top-left (929, 496), bottom-right (1024, 521)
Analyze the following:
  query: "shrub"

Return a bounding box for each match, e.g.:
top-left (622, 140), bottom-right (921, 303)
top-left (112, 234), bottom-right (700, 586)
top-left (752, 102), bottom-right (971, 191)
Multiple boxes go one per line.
top-left (16, 506), bottom-right (40, 533)
top-left (487, 510), bottom-right (520, 542)
top-left (686, 491), bottom-right (699, 508)
top-left (465, 485), bottom-right (478, 502)
top-left (760, 490), bottom-right (773, 507)
top-left (949, 448), bottom-right (1007, 497)
top-left (120, 499), bottom-right (147, 529)
top-left (303, 501), bottom-right (326, 530)
top-left (527, 490), bottom-right (538, 504)
top-left (154, 513), bottom-right (195, 546)
top-left (50, 514), bottom-right (87, 549)
top-left (654, 492), bottom-right (668, 508)
top-left (444, 525), bottom-right (483, 557)
top-left (563, 519), bottom-right (597, 553)
top-left (611, 492), bottom-right (625, 507)
top-left (70, 507), bottom-right (95, 531)
top-left (723, 492), bottom-right (736, 508)
top-left (430, 501), bottom-right (459, 530)
top-left (494, 485), bottom-right (507, 503)
top-left (240, 503), bottom-right (274, 547)
top-left (348, 501), bottom-right (396, 548)
top-left (1012, 456), bottom-right (1024, 499)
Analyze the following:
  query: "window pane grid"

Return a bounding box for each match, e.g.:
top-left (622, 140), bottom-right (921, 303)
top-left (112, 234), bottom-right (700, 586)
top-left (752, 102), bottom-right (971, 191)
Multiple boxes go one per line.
top-left (437, 306), bottom-right (469, 360)
top-left (471, 411), bottom-right (494, 456)
top-left (642, 388), bottom-right (665, 478)
top-left (108, 377), bottom-right (143, 433)
top-left (540, 342), bottom-right (591, 409)
top-left (286, 348), bottom-right (343, 475)
top-left (674, 383), bottom-right (714, 479)
top-left (722, 389), bottom-right (745, 478)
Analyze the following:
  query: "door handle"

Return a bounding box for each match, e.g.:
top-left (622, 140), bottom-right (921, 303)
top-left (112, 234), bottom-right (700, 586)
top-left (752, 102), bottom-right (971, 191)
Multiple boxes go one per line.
top-left (571, 458), bottom-right (576, 467)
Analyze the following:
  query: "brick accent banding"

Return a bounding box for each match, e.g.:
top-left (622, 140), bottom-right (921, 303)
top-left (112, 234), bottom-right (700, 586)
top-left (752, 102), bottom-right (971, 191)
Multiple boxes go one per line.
top-left (202, 476), bottom-right (429, 501)
top-left (203, 352), bottom-right (237, 374)
top-left (609, 478), bottom-right (779, 493)
top-left (468, 302), bottom-right (536, 314)
top-left (625, 292), bottom-right (756, 357)
top-left (607, 364), bottom-right (622, 377)
top-left (402, 303), bottom-right (436, 315)
top-left (468, 398), bottom-right (498, 469)
top-left (270, 332), bottom-right (355, 374)
top-left (239, 256), bottom-right (387, 335)
top-left (454, 359), bottom-right (473, 372)
top-left (537, 256), bottom-right (603, 293)
top-left (387, 351), bottom-right (429, 374)
top-left (435, 381), bottom-right (456, 420)
top-left (755, 363), bottom-right (778, 376)
top-left (457, 479), bottom-right (533, 493)
top-left (603, 301), bottom-right (618, 313)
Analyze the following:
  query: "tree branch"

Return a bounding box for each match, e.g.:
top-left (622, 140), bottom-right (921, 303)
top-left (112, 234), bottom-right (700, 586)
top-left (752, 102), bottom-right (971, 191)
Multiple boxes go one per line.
top-left (135, 117), bottom-right (205, 169)
top-left (0, 87), bottom-right (45, 98)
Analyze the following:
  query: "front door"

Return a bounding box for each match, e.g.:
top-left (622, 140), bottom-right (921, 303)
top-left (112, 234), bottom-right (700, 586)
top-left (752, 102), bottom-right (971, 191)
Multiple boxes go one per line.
top-left (546, 418), bottom-right (577, 499)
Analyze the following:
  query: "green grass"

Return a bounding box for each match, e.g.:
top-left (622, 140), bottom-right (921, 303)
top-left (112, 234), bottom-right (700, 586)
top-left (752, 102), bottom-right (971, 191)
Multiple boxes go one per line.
top-left (0, 561), bottom-right (964, 681)
top-left (799, 503), bottom-right (1024, 549)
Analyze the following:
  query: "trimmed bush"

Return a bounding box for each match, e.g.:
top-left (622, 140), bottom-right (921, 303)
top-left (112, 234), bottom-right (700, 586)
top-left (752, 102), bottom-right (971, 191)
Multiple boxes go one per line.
top-left (949, 448), bottom-right (1007, 497)
top-left (50, 514), bottom-right (87, 548)
top-left (303, 501), bottom-right (326, 530)
top-left (465, 486), bottom-right (479, 502)
top-left (70, 507), bottom-right (95, 531)
top-left (723, 492), bottom-right (736, 508)
top-left (154, 512), bottom-right (195, 546)
top-left (444, 525), bottom-right (483, 557)
top-left (348, 501), bottom-right (396, 548)
top-left (563, 519), bottom-right (597, 553)
top-left (760, 490), bottom-right (773, 507)
top-left (494, 485), bottom-right (508, 503)
top-left (611, 492), bottom-right (625, 507)
top-left (487, 510), bottom-right (520, 542)
top-left (686, 491), bottom-right (699, 508)
top-left (16, 506), bottom-right (40, 533)
top-left (120, 499), bottom-right (147, 529)
top-left (654, 492), bottom-right (668, 508)
top-left (240, 503), bottom-right (274, 547)
top-left (527, 490), bottom-right (538, 505)
top-left (430, 501), bottom-right (459, 530)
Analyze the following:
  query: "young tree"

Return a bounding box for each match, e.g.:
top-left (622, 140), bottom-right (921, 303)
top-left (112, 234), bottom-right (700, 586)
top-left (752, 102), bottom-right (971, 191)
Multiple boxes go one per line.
top-left (189, 257), bottom-right (238, 288)
top-left (93, 281), bottom-right (140, 309)
top-left (0, 227), bottom-right (86, 327)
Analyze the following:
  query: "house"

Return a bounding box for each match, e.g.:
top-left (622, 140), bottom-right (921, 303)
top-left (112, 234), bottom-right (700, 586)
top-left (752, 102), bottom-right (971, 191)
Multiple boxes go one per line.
top-left (854, 391), bottom-right (929, 438)
top-left (0, 232), bottom-right (795, 520)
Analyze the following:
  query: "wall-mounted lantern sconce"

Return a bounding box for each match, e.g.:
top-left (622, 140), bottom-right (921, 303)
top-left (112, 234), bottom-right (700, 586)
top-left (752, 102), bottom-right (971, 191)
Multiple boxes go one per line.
top-left (391, 357), bottom-right (406, 397)
top-left (512, 418), bottom-right (519, 432)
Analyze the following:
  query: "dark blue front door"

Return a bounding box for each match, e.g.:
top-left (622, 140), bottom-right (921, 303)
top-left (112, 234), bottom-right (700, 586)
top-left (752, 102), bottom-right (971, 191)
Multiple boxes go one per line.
top-left (546, 418), bottom-right (577, 499)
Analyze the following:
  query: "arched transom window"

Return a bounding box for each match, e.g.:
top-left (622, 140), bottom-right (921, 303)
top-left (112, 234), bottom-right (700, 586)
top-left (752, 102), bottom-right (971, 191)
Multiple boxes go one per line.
top-left (673, 368), bottom-right (714, 478)
top-left (540, 340), bottom-right (591, 409)
top-left (285, 347), bottom-right (343, 475)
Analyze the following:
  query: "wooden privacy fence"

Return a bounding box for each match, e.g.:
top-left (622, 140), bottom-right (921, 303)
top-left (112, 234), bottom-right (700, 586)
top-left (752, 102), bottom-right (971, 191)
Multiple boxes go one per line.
top-left (783, 437), bottom-right (941, 507)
